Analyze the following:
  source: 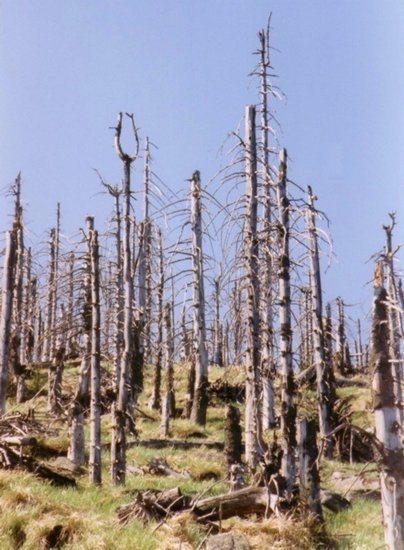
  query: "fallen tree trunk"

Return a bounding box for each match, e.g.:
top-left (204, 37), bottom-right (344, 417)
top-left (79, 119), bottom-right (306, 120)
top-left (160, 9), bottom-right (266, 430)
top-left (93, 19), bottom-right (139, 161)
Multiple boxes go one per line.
top-left (191, 486), bottom-right (274, 521)
top-left (117, 485), bottom-right (278, 525)
top-left (0, 443), bottom-right (76, 486)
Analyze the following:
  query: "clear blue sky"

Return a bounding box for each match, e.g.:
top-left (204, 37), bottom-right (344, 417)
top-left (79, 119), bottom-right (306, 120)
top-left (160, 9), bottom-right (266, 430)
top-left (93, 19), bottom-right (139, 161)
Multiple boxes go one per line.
top-left (0, 0), bottom-right (403, 324)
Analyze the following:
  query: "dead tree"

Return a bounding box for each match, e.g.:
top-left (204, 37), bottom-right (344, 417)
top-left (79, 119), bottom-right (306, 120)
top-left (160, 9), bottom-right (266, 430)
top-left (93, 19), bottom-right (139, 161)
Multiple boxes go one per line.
top-left (355, 318), bottom-right (364, 371)
top-left (275, 148), bottom-right (297, 493)
top-left (335, 297), bottom-right (353, 376)
top-left (306, 186), bottom-right (334, 457)
top-left (89, 227), bottom-right (101, 485)
top-left (299, 417), bottom-right (322, 520)
top-left (190, 171), bottom-right (209, 426)
top-left (65, 252), bottom-right (77, 359)
top-left (257, 24), bottom-right (276, 431)
top-left (243, 105), bottom-right (263, 469)
top-left (371, 264), bottom-right (404, 550)
top-left (11, 175), bottom-right (26, 402)
top-left (231, 280), bottom-right (242, 365)
top-left (149, 227), bottom-right (164, 411)
top-left (68, 216), bottom-right (93, 466)
top-left (111, 112), bottom-right (139, 485)
top-left (161, 303), bottom-right (174, 438)
top-left (212, 272), bottom-right (223, 367)
top-left (383, 214), bottom-right (403, 421)
top-left (138, 137), bottom-right (153, 366)
top-left (0, 231), bottom-right (17, 414)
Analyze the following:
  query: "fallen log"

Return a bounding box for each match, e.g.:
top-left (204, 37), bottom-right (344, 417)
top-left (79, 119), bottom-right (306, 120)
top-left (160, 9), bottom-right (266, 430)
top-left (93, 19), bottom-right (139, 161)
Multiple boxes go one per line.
top-left (145, 457), bottom-right (190, 478)
top-left (0, 444), bottom-right (76, 486)
top-left (191, 486), bottom-right (275, 521)
top-left (117, 487), bottom-right (189, 524)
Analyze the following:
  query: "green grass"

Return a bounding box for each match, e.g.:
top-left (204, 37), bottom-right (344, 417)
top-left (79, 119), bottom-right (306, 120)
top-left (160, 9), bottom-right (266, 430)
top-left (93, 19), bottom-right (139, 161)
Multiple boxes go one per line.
top-left (0, 363), bottom-right (386, 549)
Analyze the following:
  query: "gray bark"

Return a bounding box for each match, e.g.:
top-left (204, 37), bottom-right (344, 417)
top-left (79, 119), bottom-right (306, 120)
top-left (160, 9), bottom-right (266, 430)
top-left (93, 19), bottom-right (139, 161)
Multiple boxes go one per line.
top-left (371, 271), bottom-right (404, 550)
top-left (89, 228), bottom-right (102, 485)
top-left (190, 170), bottom-right (209, 426)
top-left (0, 231), bottom-right (17, 414)
top-left (306, 186), bottom-right (334, 457)
top-left (243, 105), bottom-right (263, 469)
top-left (275, 148), bottom-right (297, 493)
top-left (111, 112), bottom-right (139, 485)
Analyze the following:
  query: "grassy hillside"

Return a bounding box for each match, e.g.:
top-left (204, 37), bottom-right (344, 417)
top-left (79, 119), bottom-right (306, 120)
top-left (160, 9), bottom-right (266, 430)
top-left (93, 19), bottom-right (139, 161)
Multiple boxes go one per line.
top-left (0, 363), bottom-right (384, 549)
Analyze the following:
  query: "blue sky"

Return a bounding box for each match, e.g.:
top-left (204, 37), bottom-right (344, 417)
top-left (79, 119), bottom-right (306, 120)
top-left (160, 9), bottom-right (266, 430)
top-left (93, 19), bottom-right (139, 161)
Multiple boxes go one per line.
top-left (0, 0), bottom-right (403, 324)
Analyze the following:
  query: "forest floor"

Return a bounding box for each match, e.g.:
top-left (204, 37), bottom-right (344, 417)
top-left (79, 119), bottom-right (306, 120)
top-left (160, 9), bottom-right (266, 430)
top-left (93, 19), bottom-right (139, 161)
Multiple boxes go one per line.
top-left (0, 363), bottom-right (384, 549)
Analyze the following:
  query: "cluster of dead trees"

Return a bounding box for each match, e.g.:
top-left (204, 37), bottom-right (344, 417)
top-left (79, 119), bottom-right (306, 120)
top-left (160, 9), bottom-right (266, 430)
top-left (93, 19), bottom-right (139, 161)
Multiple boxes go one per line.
top-left (0, 22), bottom-right (403, 549)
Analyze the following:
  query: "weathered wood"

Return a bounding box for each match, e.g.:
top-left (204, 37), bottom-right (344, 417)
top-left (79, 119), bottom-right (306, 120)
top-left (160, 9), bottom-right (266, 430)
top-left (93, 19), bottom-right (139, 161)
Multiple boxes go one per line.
top-left (299, 417), bottom-right (322, 520)
top-left (111, 112), bottom-right (139, 485)
top-left (1, 436), bottom-right (37, 446)
top-left (275, 148), bottom-right (296, 494)
top-left (190, 171), bottom-right (209, 426)
top-left (89, 227), bottom-right (101, 485)
top-left (371, 271), bottom-right (404, 550)
top-left (306, 186), bottom-right (334, 457)
top-left (244, 105), bottom-right (263, 469)
top-left (0, 231), bottom-right (17, 414)
top-left (191, 486), bottom-right (273, 521)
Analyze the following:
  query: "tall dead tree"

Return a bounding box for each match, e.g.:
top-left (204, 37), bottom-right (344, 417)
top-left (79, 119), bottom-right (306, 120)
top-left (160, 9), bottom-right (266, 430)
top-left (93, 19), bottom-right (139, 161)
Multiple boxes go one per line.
top-left (11, 175), bottom-right (26, 402)
top-left (243, 105), bottom-right (263, 469)
top-left (371, 263), bottom-right (404, 550)
top-left (335, 297), bottom-right (353, 376)
top-left (89, 227), bottom-right (101, 485)
top-left (161, 302), bottom-right (174, 438)
top-left (383, 214), bottom-right (403, 421)
top-left (111, 112), bottom-right (139, 485)
top-left (306, 186), bottom-right (334, 457)
top-left (212, 272), bottom-right (223, 367)
top-left (257, 25), bottom-right (276, 431)
top-left (275, 148), bottom-right (296, 492)
top-left (149, 227), bottom-right (163, 410)
top-left (190, 171), bottom-right (209, 426)
top-left (68, 216), bottom-right (93, 466)
top-left (0, 231), bottom-right (17, 414)
top-left (138, 137), bottom-right (153, 366)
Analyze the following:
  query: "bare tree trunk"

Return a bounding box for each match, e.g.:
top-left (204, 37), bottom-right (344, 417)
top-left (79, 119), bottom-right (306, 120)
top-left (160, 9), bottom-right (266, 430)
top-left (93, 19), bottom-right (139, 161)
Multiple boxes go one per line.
top-left (335, 297), bottom-right (352, 376)
top-left (68, 217), bottom-right (93, 466)
top-left (190, 171), bottom-right (209, 426)
top-left (161, 303), bottom-right (174, 438)
top-left (371, 266), bottom-right (404, 550)
top-left (11, 175), bottom-right (25, 403)
top-left (140, 137), bottom-right (152, 366)
top-left (355, 318), bottom-right (364, 370)
top-left (149, 227), bottom-right (163, 411)
top-left (65, 252), bottom-right (77, 359)
top-left (383, 215), bottom-right (403, 422)
top-left (231, 280), bottom-right (242, 366)
top-left (89, 228), bottom-right (101, 485)
top-left (299, 417), bottom-right (322, 520)
top-left (111, 112), bottom-right (139, 485)
top-left (306, 186), bottom-right (334, 458)
top-left (276, 148), bottom-right (296, 493)
top-left (257, 26), bottom-right (276, 432)
top-left (244, 105), bottom-right (263, 469)
top-left (212, 273), bottom-right (223, 367)
top-left (0, 231), bottom-right (17, 414)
